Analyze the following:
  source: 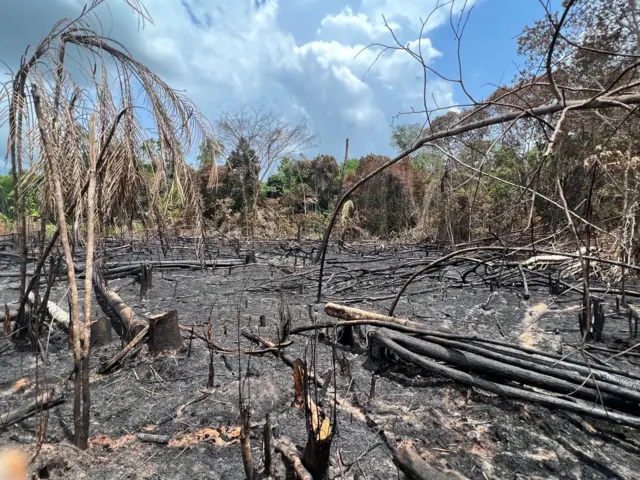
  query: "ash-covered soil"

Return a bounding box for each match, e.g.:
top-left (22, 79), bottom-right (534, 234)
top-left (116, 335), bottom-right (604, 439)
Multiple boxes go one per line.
top-left (1, 240), bottom-right (640, 479)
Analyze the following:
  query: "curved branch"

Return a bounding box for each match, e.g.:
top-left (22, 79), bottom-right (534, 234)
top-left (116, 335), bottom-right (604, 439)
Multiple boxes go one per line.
top-left (544, 0), bottom-right (578, 102)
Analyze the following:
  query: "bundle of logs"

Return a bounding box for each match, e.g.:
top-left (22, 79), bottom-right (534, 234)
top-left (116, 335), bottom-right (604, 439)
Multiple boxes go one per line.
top-left (324, 304), bottom-right (640, 429)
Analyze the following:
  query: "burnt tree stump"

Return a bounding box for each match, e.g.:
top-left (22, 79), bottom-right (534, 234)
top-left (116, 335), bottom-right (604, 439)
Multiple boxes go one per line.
top-left (629, 303), bottom-right (639, 338)
top-left (244, 250), bottom-right (256, 264)
top-left (592, 298), bottom-right (606, 341)
top-left (148, 310), bottom-right (183, 355)
top-left (90, 317), bottom-right (113, 347)
top-left (139, 263), bottom-right (153, 301)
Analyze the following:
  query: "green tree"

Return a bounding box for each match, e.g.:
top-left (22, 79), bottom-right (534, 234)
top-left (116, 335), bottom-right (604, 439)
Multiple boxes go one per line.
top-left (0, 174), bottom-right (14, 219)
top-left (310, 154), bottom-right (339, 210)
top-left (390, 123), bottom-right (443, 174)
top-left (264, 156), bottom-right (300, 198)
top-left (228, 137), bottom-right (260, 235)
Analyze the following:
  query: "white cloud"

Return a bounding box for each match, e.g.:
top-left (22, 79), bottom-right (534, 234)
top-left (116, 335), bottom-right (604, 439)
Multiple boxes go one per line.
top-left (361, 0), bottom-right (477, 33)
top-left (317, 6), bottom-right (400, 42)
top-left (296, 38), bottom-right (440, 86)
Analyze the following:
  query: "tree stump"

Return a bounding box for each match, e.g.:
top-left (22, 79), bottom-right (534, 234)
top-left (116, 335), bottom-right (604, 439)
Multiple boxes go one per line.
top-left (90, 317), bottom-right (113, 347)
top-left (139, 263), bottom-right (153, 301)
top-left (245, 251), bottom-right (256, 264)
top-left (629, 304), bottom-right (639, 338)
top-left (337, 325), bottom-right (354, 346)
top-left (592, 298), bottom-right (606, 341)
top-left (148, 311), bottom-right (183, 355)
top-left (302, 436), bottom-right (332, 480)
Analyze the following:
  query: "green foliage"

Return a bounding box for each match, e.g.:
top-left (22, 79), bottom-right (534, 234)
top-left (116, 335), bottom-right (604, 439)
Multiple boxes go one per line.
top-left (227, 137), bottom-right (260, 211)
top-left (390, 123), bottom-right (443, 173)
top-left (343, 158), bottom-right (359, 178)
top-left (390, 123), bottom-right (422, 151)
top-left (263, 154), bottom-right (339, 212)
top-left (264, 157), bottom-right (300, 198)
top-left (0, 173), bottom-right (41, 220)
top-left (0, 174), bottom-right (13, 219)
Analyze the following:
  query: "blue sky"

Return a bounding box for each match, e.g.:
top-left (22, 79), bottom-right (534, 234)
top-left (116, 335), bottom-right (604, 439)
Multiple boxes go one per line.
top-left (0, 0), bottom-right (561, 174)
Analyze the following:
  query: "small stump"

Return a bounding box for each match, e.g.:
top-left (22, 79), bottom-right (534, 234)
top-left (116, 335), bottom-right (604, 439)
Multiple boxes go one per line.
top-left (148, 310), bottom-right (183, 355)
top-left (139, 263), bottom-right (153, 301)
top-left (91, 317), bottom-right (113, 347)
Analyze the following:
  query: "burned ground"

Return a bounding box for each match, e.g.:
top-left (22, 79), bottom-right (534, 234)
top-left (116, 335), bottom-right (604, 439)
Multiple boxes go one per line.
top-left (1, 240), bottom-right (640, 479)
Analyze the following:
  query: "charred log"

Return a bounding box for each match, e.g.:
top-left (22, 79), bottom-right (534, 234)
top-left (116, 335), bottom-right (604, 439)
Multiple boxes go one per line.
top-left (93, 270), bottom-right (147, 342)
top-left (371, 331), bottom-right (640, 428)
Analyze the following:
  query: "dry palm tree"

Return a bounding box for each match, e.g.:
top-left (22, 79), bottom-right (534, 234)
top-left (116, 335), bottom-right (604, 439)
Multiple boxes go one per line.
top-left (2, 0), bottom-right (214, 448)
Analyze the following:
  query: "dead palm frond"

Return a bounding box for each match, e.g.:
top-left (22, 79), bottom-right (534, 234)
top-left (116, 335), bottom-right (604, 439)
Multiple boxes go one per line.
top-left (5, 4), bottom-right (213, 232)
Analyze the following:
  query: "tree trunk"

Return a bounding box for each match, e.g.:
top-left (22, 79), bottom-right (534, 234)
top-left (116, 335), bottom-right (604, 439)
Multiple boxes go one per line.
top-left (379, 329), bottom-right (632, 407)
top-left (139, 263), bottom-right (153, 300)
top-left (32, 85), bottom-right (85, 448)
top-left (302, 436), bottom-right (332, 480)
top-left (148, 311), bottom-right (183, 355)
top-left (91, 317), bottom-right (113, 347)
top-left (93, 271), bottom-right (147, 341)
top-left (27, 292), bottom-right (69, 329)
top-left (394, 443), bottom-right (462, 480)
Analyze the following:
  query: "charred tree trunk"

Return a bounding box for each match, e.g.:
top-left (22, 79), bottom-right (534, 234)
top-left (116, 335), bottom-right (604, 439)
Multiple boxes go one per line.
top-left (378, 329), bottom-right (634, 407)
top-left (301, 435), bottom-right (332, 480)
top-left (139, 263), bottom-right (153, 301)
top-left (371, 331), bottom-right (640, 428)
top-left (93, 270), bottom-right (147, 342)
top-left (90, 317), bottom-right (113, 347)
top-left (298, 359), bottom-right (335, 480)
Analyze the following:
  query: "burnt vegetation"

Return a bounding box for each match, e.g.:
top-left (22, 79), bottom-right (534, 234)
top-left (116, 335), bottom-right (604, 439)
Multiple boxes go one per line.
top-left (2, 0), bottom-right (640, 479)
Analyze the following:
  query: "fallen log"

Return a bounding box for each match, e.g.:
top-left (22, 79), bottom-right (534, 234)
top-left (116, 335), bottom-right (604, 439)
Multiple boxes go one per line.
top-left (27, 292), bottom-right (69, 329)
top-left (421, 336), bottom-right (640, 403)
top-left (521, 254), bottom-right (572, 266)
top-left (394, 442), bottom-right (467, 480)
top-left (97, 259), bottom-right (246, 279)
top-left (136, 433), bottom-right (171, 444)
top-left (93, 270), bottom-right (147, 341)
top-left (325, 302), bottom-right (425, 330)
top-left (380, 329), bottom-right (633, 408)
top-left (5, 294), bottom-right (70, 330)
top-left (274, 437), bottom-right (313, 480)
top-left (475, 341), bottom-right (640, 387)
top-left (0, 389), bottom-right (64, 429)
top-left (324, 303), bottom-right (640, 385)
top-left (371, 331), bottom-right (640, 428)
